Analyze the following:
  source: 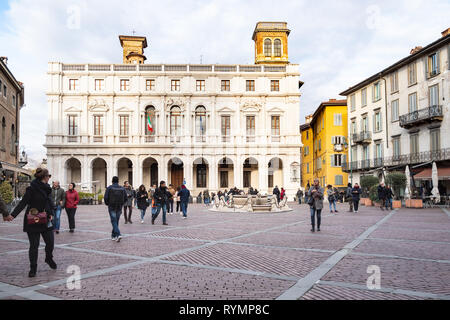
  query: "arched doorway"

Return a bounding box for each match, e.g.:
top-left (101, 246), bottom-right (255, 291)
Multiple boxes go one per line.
top-left (143, 157), bottom-right (158, 187)
top-left (218, 157), bottom-right (234, 189)
top-left (193, 157), bottom-right (208, 189)
top-left (92, 158), bottom-right (107, 192)
top-left (117, 158), bottom-right (133, 186)
top-left (268, 158), bottom-right (283, 188)
top-left (168, 158), bottom-right (183, 189)
top-left (243, 157), bottom-right (258, 189)
top-left (65, 158), bottom-right (81, 186)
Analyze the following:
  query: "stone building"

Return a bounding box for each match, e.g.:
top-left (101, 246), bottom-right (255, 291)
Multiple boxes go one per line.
top-left (45, 22), bottom-right (302, 198)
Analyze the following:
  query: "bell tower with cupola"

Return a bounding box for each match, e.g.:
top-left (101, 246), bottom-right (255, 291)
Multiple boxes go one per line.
top-left (119, 35), bottom-right (148, 64)
top-left (252, 22), bottom-right (290, 65)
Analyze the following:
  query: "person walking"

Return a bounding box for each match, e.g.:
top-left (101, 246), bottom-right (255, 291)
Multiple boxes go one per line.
top-left (345, 183), bottom-right (353, 212)
top-left (51, 181), bottom-right (65, 234)
top-left (123, 181), bottom-right (135, 224)
top-left (351, 183), bottom-right (362, 213)
top-left (168, 184), bottom-right (176, 214)
top-left (203, 189), bottom-right (211, 207)
top-left (136, 185), bottom-right (149, 223)
top-left (385, 185), bottom-right (394, 211)
top-left (280, 188), bottom-right (286, 201)
top-left (273, 185), bottom-right (281, 203)
top-left (377, 182), bottom-right (386, 211)
top-left (307, 179), bottom-right (324, 232)
top-left (8, 168), bottom-right (56, 277)
top-left (179, 184), bottom-right (190, 219)
top-left (327, 185), bottom-right (338, 213)
top-left (296, 189), bottom-right (303, 204)
top-left (104, 176), bottom-right (127, 242)
top-left (152, 181), bottom-right (171, 225)
top-left (175, 186), bottom-right (182, 215)
top-left (64, 182), bottom-right (79, 233)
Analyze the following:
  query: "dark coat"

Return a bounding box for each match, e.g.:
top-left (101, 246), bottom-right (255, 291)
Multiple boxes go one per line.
top-left (377, 185), bottom-right (386, 200)
top-left (351, 187), bottom-right (362, 201)
top-left (51, 187), bottom-right (66, 208)
top-left (307, 186), bottom-right (324, 210)
top-left (104, 183), bottom-right (128, 210)
top-left (385, 188), bottom-right (394, 199)
top-left (136, 191), bottom-right (149, 210)
top-left (154, 186), bottom-right (172, 205)
top-left (11, 179), bottom-right (55, 233)
top-left (179, 187), bottom-right (190, 203)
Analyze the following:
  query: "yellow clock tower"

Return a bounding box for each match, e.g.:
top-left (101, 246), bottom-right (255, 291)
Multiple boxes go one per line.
top-left (119, 35), bottom-right (148, 64)
top-left (252, 22), bottom-right (290, 65)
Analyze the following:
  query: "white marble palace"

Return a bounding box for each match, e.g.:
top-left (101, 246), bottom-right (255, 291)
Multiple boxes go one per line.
top-left (45, 22), bottom-right (302, 198)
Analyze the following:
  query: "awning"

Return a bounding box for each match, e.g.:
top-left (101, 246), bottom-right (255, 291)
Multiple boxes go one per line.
top-left (414, 167), bottom-right (450, 180)
top-left (0, 161), bottom-right (32, 176)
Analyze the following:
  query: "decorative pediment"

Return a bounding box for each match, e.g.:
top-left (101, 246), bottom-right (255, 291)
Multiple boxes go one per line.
top-left (88, 99), bottom-right (110, 112)
top-left (216, 106), bottom-right (235, 114)
top-left (241, 98), bottom-right (262, 113)
top-left (115, 106), bottom-right (133, 113)
top-left (166, 97), bottom-right (186, 112)
top-left (64, 106), bottom-right (82, 113)
top-left (267, 106), bottom-right (285, 114)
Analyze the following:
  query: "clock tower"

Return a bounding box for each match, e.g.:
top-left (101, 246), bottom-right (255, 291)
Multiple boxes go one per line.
top-left (252, 22), bottom-right (290, 65)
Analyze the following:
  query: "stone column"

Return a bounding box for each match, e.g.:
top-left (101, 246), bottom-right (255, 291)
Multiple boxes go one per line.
top-left (209, 160), bottom-right (218, 192)
top-left (185, 161), bottom-right (193, 190)
top-left (234, 156), bottom-right (243, 189)
top-left (258, 155), bottom-right (268, 194)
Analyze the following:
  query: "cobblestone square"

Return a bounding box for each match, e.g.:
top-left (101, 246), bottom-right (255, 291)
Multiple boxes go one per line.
top-left (1, 203), bottom-right (449, 300)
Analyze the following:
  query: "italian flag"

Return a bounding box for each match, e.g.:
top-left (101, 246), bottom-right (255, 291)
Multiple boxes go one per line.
top-left (147, 114), bottom-right (153, 133)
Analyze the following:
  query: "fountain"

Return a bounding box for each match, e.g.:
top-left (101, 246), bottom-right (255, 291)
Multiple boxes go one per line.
top-left (209, 193), bottom-right (292, 213)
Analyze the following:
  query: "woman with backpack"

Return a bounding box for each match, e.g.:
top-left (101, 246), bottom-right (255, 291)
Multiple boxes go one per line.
top-left (307, 179), bottom-right (324, 233)
top-left (136, 185), bottom-right (149, 224)
top-left (327, 185), bottom-right (338, 213)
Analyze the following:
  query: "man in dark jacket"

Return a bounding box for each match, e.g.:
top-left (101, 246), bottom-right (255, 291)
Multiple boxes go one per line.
top-left (385, 185), bottom-right (394, 211)
top-left (351, 183), bottom-right (362, 213)
top-left (51, 181), bottom-right (65, 234)
top-left (273, 186), bottom-right (281, 203)
top-left (296, 189), bottom-right (303, 204)
top-left (377, 182), bottom-right (386, 211)
top-left (152, 180), bottom-right (172, 225)
top-left (345, 183), bottom-right (353, 212)
top-left (179, 184), bottom-right (190, 219)
top-left (104, 176), bottom-right (127, 242)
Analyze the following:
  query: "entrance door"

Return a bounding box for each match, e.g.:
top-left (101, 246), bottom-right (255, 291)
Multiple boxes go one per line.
top-left (171, 164), bottom-right (183, 188)
top-left (150, 163), bottom-right (158, 186)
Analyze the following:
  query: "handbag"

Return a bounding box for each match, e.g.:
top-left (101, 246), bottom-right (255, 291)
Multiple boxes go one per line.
top-left (26, 208), bottom-right (48, 225)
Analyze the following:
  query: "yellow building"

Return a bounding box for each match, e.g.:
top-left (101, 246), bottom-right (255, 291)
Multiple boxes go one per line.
top-left (301, 99), bottom-right (348, 190)
top-left (300, 115), bottom-right (313, 189)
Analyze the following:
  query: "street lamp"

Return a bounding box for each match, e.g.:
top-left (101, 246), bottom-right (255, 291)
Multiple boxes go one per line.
top-left (343, 136), bottom-right (353, 185)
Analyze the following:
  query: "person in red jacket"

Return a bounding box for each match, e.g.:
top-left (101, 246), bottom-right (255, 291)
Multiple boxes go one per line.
top-left (280, 188), bottom-right (286, 201)
top-left (65, 182), bottom-right (79, 233)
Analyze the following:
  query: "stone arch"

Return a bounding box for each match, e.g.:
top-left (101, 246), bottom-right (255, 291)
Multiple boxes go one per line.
top-left (117, 157), bottom-right (133, 186)
top-left (64, 157), bottom-right (82, 188)
top-left (218, 157), bottom-right (234, 189)
top-left (142, 157), bottom-right (159, 188)
top-left (91, 157), bottom-right (107, 192)
top-left (243, 157), bottom-right (259, 189)
top-left (268, 157), bottom-right (283, 188)
top-left (168, 157), bottom-right (184, 189)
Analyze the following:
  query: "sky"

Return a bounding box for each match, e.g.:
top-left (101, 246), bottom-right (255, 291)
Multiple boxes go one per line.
top-left (0, 0), bottom-right (449, 165)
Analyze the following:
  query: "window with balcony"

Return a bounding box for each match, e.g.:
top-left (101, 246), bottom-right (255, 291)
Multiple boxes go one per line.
top-left (408, 62), bottom-right (417, 86)
top-left (270, 80), bottom-right (279, 92)
top-left (170, 106), bottom-right (182, 136)
top-left (221, 80), bottom-right (230, 91)
top-left (361, 88), bottom-right (367, 107)
top-left (246, 80), bottom-right (255, 92)
top-left (195, 106), bottom-right (206, 139)
top-left (264, 39), bottom-right (272, 56)
top-left (271, 115), bottom-right (280, 137)
top-left (95, 79), bottom-right (104, 91)
top-left (246, 116), bottom-right (255, 142)
top-left (390, 72), bottom-right (399, 93)
top-left (334, 113), bottom-right (342, 126)
top-left (361, 116), bottom-right (369, 132)
top-left (429, 84), bottom-right (439, 107)
top-left (69, 79), bottom-right (78, 91)
top-left (146, 79), bottom-right (155, 91)
top-left (351, 120), bottom-right (356, 135)
top-left (221, 116), bottom-right (230, 142)
top-left (171, 79), bottom-right (180, 91)
top-left (145, 106), bottom-right (156, 140)
top-left (93, 115), bottom-right (103, 136)
top-left (410, 133), bottom-right (419, 156)
top-left (427, 53), bottom-right (439, 77)
top-left (392, 136), bottom-right (401, 159)
top-left (120, 79), bottom-right (129, 91)
top-left (196, 80), bottom-right (205, 92)
top-left (408, 92), bottom-right (417, 112)
top-left (374, 142), bottom-right (383, 166)
top-left (274, 39), bottom-right (282, 57)
top-left (391, 99), bottom-right (399, 122)
top-left (372, 82), bottom-right (381, 101)
top-left (119, 115), bottom-right (129, 136)
top-left (374, 111), bottom-right (382, 132)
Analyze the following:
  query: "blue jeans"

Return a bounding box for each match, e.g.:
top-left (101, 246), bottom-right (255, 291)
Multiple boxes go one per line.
top-left (310, 207), bottom-right (322, 228)
top-left (108, 207), bottom-right (122, 238)
top-left (385, 198), bottom-right (393, 209)
top-left (140, 208), bottom-right (147, 220)
top-left (329, 200), bottom-right (337, 212)
top-left (153, 203), bottom-right (167, 223)
top-left (298, 197), bottom-right (302, 204)
top-left (181, 201), bottom-right (188, 217)
top-left (54, 205), bottom-right (62, 231)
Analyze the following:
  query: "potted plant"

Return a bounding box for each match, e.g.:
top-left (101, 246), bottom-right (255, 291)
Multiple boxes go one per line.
top-left (360, 176), bottom-right (379, 206)
top-left (0, 181), bottom-right (13, 210)
top-left (385, 172), bottom-right (406, 208)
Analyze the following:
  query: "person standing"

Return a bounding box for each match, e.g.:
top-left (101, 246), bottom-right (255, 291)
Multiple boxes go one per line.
top-left (203, 189), bottom-right (211, 207)
top-left (273, 185), bottom-right (281, 203)
top-left (65, 182), bottom-right (79, 233)
top-left (296, 189), bottom-right (303, 204)
top-left (168, 184), bottom-right (176, 214)
top-left (123, 181), bottom-right (135, 224)
top-left (51, 181), bottom-right (65, 234)
top-left (179, 184), bottom-right (190, 219)
top-left (136, 185), bottom-right (149, 224)
top-left (175, 186), bottom-right (181, 215)
top-left (377, 182), bottom-right (386, 211)
top-left (327, 185), bottom-right (338, 213)
top-left (345, 183), bottom-right (353, 212)
top-left (308, 179), bottom-right (324, 232)
top-left (8, 168), bottom-right (56, 277)
top-left (152, 180), bottom-right (171, 225)
top-left (385, 185), bottom-right (394, 211)
top-left (280, 188), bottom-right (286, 201)
top-left (104, 176), bottom-right (127, 242)
top-left (352, 183), bottom-right (362, 213)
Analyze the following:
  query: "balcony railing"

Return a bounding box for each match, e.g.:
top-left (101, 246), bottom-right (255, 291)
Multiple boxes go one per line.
top-left (352, 131), bottom-right (372, 144)
top-left (399, 105), bottom-right (443, 128)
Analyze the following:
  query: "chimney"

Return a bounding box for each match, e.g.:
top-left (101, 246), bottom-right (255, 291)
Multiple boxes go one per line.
top-left (410, 46), bottom-right (423, 55)
top-left (442, 28), bottom-right (450, 37)
top-left (0, 56), bottom-right (7, 64)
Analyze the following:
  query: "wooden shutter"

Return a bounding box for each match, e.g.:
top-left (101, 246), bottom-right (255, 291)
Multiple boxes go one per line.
top-left (437, 50), bottom-right (441, 73)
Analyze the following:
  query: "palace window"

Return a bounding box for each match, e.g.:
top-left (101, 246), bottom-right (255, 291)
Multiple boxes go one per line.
top-left (195, 106), bottom-right (206, 136)
top-left (145, 106), bottom-right (156, 136)
top-left (146, 79), bottom-right (155, 91)
top-left (427, 53), bottom-right (439, 77)
top-left (119, 115), bottom-right (129, 136)
top-left (171, 79), bottom-right (180, 91)
top-left (68, 115), bottom-right (78, 136)
top-left (335, 175), bottom-right (343, 186)
top-left (246, 80), bottom-right (255, 92)
top-left (271, 116), bottom-right (280, 136)
top-left (120, 79), bottom-right (129, 91)
top-left (410, 133), bottom-right (419, 155)
top-left (264, 39), bottom-right (272, 56)
top-left (1, 117), bottom-right (5, 149)
top-left (246, 116), bottom-right (255, 140)
top-left (69, 79), bottom-right (78, 91)
top-left (93, 115), bottom-right (103, 136)
top-left (196, 80), bottom-right (205, 92)
top-left (10, 125), bottom-right (15, 156)
top-left (95, 79), bottom-right (104, 91)
top-left (221, 80), bottom-right (230, 91)
top-left (221, 116), bottom-right (230, 141)
top-left (331, 154), bottom-right (343, 167)
top-left (270, 80), bottom-right (279, 92)
top-left (274, 39), bottom-right (282, 57)
top-left (390, 72), bottom-right (399, 93)
top-left (170, 106), bottom-right (182, 136)
top-left (429, 84), bottom-right (439, 107)
top-left (196, 161), bottom-right (207, 188)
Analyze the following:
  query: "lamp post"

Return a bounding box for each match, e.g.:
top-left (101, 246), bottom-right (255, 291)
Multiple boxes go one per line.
top-left (343, 136), bottom-right (353, 185)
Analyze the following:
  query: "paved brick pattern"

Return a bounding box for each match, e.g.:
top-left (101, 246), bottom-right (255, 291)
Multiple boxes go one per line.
top-left (0, 203), bottom-right (449, 299)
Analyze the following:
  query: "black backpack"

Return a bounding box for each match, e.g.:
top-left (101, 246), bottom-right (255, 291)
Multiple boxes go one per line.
top-left (108, 186), bottom-right (125, 207)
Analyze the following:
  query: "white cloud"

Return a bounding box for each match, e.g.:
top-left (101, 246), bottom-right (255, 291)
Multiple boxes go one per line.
top-left (0, 0), bottom-right (449, 164)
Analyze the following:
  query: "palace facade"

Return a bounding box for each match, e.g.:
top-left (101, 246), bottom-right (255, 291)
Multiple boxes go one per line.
top-left (45, 22), bottom-right (302, 198)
